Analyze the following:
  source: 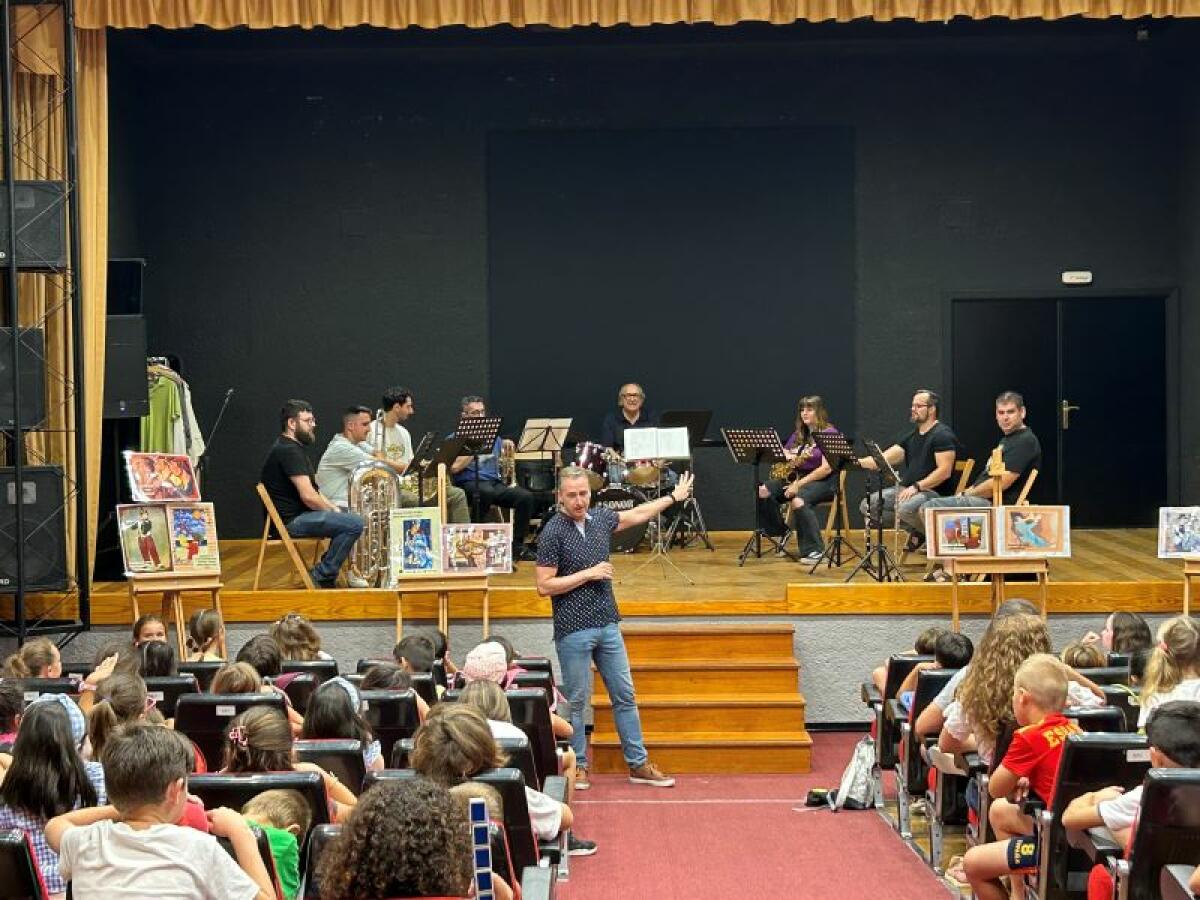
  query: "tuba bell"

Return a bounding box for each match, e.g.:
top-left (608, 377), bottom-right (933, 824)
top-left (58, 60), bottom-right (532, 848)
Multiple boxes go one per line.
top-left (348, 410), bottom-right (404, 587)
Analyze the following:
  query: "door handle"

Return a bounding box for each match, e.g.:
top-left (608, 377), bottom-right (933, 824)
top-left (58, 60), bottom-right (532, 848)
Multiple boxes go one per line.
top-left (1061, 399), bottom-right (1080, 430)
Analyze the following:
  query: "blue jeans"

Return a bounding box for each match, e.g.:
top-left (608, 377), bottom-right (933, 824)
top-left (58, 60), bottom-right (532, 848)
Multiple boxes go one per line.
top-left (556, 623), bottom-right (647, 770)
top-left (286, 510), bottom-right (364, 585)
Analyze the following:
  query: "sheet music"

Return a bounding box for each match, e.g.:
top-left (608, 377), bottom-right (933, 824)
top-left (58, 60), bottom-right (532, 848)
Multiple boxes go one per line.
top-left (624, 426), bottom-right (691, 461)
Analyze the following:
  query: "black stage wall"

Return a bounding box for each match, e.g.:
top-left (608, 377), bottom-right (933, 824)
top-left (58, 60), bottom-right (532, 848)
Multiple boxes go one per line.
top-left (107, 23), bottom-right (1198, 538)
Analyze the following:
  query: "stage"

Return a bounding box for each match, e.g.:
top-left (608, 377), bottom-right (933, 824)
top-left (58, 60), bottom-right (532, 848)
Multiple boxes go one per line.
top-left (19, 528), bottom-right (1186, 627)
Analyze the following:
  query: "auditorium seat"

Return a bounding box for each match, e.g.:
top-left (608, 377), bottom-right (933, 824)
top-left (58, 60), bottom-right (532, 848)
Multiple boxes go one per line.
top-left (216, 824), bottom-right (284, 900)
top-left (1075, 666), bottom-right (1132, 686)
top-left (359, 689), bottom-right (421, 762)
top-left (1106, 652), bottom-right (1132, 669)
top-left (293, 739), bottom-right (367, 795)
top-left (143, 674), bottom-right (199, 718)
top-left (509, 671), bottom-right (554, 705)
top-left (282, 659), bottom-right (339, 684)
top-left (1025, 732), bottom-right (1151, 900)
top-left (861, 654), bottom-right (933, 774)
top-left (351, 669), bottom-right (436, 707)
top-left (514, 656), bottom-right (556, 683)
top-left (301, 822), bottom-right (339, 899)
top-left (388, 737), bottom-right (415, 768)
top-left (1065, 705), bottom-right (1127, 733)
top-left (277, 673), bottom-right (318, 715)
top-left (174, 692), bottom-right (287, 769)
top-left (506, 688), bottom-right (566, 787)
top-left (1161, 865), bottom-right (1198, 900)
top-left (179, 660), bottom-right (224, 691)
top-left (1098, 685), bottom-right (1141, 732)
top-left (0, 827), bottom-right (49, 899)
top-left (11, 677), bottom-right (78, 704)
top-left (890, 667), bottom-right (955, 838)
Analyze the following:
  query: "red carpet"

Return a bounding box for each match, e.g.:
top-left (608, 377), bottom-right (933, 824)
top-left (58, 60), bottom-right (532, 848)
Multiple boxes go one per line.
top-left (560, 732), bottom-right (947, 900)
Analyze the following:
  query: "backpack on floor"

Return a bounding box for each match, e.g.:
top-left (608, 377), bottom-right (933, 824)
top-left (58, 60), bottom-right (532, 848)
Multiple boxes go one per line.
top-left (829, 735), bottom-right (878, 811)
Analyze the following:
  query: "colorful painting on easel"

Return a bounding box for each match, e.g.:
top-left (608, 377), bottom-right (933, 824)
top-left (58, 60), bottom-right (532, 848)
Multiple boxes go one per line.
top-left (167, 503), bottom-right (220, 572)
top-left (441, 523), bottom-right (513, 575)
top-left (124, 451), bottom-right (200, 502)
top-left (997, 505), bottom-right (1071, 558)
top-left (117, 504), bottom-right (172, 574)
top-left (390, 507), bottom-right (443, 580)
top-left (1158, 507), bottom-right (1200, 558)
top-left (926, 508), bottom-right (992, 557)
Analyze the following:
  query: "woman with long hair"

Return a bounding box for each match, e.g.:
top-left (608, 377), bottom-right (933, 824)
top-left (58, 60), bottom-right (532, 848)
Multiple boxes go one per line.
top-left (0, 698), bottom-right (103, 898)
top-left (755, 394), bottom-right (840, 562)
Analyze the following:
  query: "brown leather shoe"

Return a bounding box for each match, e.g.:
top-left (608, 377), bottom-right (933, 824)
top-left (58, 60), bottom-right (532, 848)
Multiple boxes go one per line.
top-left (628, 761), bottom-right (675, 787)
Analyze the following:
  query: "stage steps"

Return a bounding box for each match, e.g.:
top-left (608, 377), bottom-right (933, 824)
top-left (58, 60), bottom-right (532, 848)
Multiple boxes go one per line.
top-left (590, 623), bottom-right (812, 774)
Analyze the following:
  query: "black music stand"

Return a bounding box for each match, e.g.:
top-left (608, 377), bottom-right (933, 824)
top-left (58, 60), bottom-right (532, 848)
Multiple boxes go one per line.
top-left (807, 431), bottom-right (862, 572)
top-left (403, 431), bottom-right (437, 505)
top-left (845, 439), bottom-right (904, 583)
top-left (455, 415), bottom-right (503, 521)
top-left (723, 427), bottom-right (795, 565)
top-left (660, 411), bottom-right (714, 552)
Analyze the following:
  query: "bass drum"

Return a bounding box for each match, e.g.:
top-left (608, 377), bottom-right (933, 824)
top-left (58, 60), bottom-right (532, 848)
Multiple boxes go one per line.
top-left (592, 486), bottom-right (648, 553)
top-left (574, 442), bottom-right (609, 492)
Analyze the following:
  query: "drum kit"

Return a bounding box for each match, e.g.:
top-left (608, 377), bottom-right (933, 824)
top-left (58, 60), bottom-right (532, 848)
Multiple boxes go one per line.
top-left (575, 440), bottom-right (674, 553)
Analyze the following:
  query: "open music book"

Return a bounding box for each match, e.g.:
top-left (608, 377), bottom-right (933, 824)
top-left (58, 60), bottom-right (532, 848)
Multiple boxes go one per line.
top-left (624, 426), bottom-right (691, 461)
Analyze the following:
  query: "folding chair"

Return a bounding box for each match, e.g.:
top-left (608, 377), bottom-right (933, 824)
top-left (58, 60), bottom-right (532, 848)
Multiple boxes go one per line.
top-left (252, 483), bottom-right (322, 591)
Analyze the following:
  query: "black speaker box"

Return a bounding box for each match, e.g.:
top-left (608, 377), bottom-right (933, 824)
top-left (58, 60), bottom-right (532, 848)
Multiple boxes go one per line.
top-left (0, 327), bottom-right (46, 429)
top-left (104, 315), bottom-right (149, 419)
top-left (0, 465), bottom-right (67, 592)
top-left (0, 181), bottom-right (66, 270)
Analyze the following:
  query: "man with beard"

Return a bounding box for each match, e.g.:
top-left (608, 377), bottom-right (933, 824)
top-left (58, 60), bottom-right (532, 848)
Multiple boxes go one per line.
top-left (261, 399), bottom-right (364, 588)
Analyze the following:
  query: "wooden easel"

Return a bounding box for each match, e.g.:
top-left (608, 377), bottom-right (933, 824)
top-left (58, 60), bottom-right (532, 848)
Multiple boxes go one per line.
top-left (948, 556), bottom-right (1049, 631)
top-left (1183, 556), bottom-right (1200, 616)
top-left (128, 571), bottom-right (225, 658)
top-left (391, 572), bottom-right (490, 642)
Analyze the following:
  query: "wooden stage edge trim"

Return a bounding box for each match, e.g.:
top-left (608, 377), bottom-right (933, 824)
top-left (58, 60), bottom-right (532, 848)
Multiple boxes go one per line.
top-left (5, 580), bottom-right (1186, 627)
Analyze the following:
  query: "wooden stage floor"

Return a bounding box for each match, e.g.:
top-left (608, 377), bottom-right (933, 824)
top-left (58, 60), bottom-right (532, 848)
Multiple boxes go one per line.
top-left (32, 528), bottom-right (1184, 628)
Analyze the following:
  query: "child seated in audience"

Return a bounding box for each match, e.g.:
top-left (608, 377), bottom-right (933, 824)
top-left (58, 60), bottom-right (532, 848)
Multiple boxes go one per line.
top-left (1137, 616), bottom-right (1200, 728)
top-left (299, 677), bottom-right (384, 771)
top-left (221, 706), bottom-right (357, 819)
top-left (2, 636), bottom-right (62, 678)
top-left (430, 629), bottom-right (458, 679)
top-left (358, 662), bottom-right (429, 719)
top-left (464, 641), bottom-right (575, 741)
top-left (1060, 641), bottom-right (1106, 670)
top-left (241, 789), bottom-right (312, 900)
top-left (46, 724), bottom-right (274, 900)
top-left (86, 673), bottom-right (151, 761)
top-left (1081, 611), bottom-right (1153, 656)
top-left (131, 614), bottom-right (168, 646)
top-left (412, 703), bottom-right (583, 849)
top-left (137, 640), bottom-right (178, 678)
top-left (317, 777), bottom-right (512, 900)
top-left (270, 612), bottom-right (333, 662)
top-left (870, 625), bottom-right (947, 695)
top-left (185, 608), bottom-right (225, 662)
top-left (229, 639), bottom-right (307, 734)
top-left (962, 654), bottom-right (1082, 900)
top-left (393, 633), bottom-right (436, 675)
top-left (895, 631), bottom-right (974, 710)
top-left (0, 697), bottom-right (104, 898)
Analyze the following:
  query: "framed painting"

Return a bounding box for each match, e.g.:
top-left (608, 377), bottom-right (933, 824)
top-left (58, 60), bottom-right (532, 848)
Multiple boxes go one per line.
top-left (117, 504), bottom-right (172, 574)
top-left (442, 523), bottom-right (512, 575)
top-left (124, 451), bottom-right (200, 502)
top-left (390, 507), bottom-right (443, 580)
top-left (167, 503), bottom-right (221, 572)
top-left (1158, 507), bottom-right (1200, 558)
top-left (926, 507), bottom-right (993, 557)
top-left (997, 505), bottom-right (1071, 558)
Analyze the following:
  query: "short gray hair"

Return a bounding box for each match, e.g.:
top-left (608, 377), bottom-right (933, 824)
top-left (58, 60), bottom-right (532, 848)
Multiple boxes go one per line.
top-left (558, 466), bottom-right (590, 490)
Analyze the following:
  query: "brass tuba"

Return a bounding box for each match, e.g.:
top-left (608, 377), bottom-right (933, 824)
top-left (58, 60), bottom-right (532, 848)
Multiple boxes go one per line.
top-left (348, 410), bottom-right (404, 587)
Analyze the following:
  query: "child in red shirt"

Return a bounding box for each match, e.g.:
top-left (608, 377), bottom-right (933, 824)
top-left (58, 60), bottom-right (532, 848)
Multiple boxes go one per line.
top-left (964, 654), bottom-right (1082, 900)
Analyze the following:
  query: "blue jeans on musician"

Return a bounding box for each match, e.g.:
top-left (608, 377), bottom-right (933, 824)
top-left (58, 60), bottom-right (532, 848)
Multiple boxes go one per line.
top-left (286, 510), bottom-right (364, 585)
top-left (556, 622), bottom-right (648, 770)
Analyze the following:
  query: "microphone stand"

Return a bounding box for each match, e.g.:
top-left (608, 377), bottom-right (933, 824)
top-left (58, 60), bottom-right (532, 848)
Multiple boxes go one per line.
top-left (196, 387), bottom-right (234, 481)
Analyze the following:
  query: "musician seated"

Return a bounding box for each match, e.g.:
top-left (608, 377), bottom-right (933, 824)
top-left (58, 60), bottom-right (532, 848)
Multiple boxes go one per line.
top-left (315, 405), bottom-right (379, 509)
top-left (856, 388), bottom-right (962, 552)
top-left (600, 383), bottom-right (657, 453)
top-left (756, 395), bottom-right (840, 563)
top-left (260, 400), bottom-right (365, 589)
top-left (450, 395), bottom-right (538, 562)
top-left (369, 386), bottom-right (470, 524)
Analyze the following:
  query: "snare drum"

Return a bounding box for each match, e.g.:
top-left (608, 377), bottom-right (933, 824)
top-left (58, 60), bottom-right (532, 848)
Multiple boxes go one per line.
top-left (575, 442), bottom-right (609, 492)
top-left (592, 486), bottom-right (649, 553)
top-left (625, 459), bottom-right (661, 488)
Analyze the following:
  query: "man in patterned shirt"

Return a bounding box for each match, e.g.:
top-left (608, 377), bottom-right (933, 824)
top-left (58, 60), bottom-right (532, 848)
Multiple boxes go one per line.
top-left (536, 465), bottom-right (694, 789)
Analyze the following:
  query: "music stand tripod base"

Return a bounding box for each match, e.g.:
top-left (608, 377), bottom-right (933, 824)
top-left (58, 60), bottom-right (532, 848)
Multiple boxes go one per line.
top-left (722, 427), bottom-right (798, 566)
top-left (807, 431), bottom-right (863, 572)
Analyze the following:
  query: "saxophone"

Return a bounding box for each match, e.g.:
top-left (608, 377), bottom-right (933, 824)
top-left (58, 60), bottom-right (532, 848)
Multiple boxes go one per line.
top-left (499, 441), bottom-right (516, 486)
top-left (770, 443), bottom-right (815, 481)
top-left (348, 410), bottom-right (404, 587)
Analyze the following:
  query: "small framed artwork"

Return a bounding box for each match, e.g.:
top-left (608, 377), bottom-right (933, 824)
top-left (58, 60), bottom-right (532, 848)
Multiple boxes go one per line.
top-left (117, 504), bottom-right (172, 574)
top-left (926, 507), bottom-right (993, 557)
top-left (1158, 507), bottom-right (1200, 558)
top-left (124, 451), bottom-right (200, 502)
top-left (390, 507), bottom-right (443, 579)
top-left (167, 503), bottom-right (221, 572)
top-left (442, 523), bottom-right (513, 575)
top-left (997, 505), bottom-right (1072, 558)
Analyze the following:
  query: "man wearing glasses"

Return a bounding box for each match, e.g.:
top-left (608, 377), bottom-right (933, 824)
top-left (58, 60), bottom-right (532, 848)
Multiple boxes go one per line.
top-left (857, 389), bottom-right (962, 552)
top-left (260, 399), bottom-right (365, 589)
top-left (599, 383), bottom-right (657, 453)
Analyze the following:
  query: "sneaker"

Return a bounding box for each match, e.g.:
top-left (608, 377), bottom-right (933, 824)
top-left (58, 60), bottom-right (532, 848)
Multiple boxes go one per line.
top-left (575, 767), bottom-right (590, 791)
top-left (346, 573), bottom-right (370, 588)
top-left (802, 551), bottom-right (824, 564)
top-left (567, 834), bottom-right (598, 856)
top-left (628, 761), bottom-right (675, 787)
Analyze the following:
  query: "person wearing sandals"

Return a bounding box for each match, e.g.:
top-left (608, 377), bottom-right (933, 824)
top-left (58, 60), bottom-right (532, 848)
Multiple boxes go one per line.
top-left (922, 391), bottom-right (1040, 582)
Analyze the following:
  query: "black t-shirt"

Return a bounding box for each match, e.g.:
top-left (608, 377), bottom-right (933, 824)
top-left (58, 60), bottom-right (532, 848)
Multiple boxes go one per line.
top-left (261, 437), bottom-right (316, 523)
top-left (971, 426), bottom-right (1042, 504)
top-left (899, 422), bottom-right (961, 494)
top-left (599, 409), bottom-right (658, 452)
